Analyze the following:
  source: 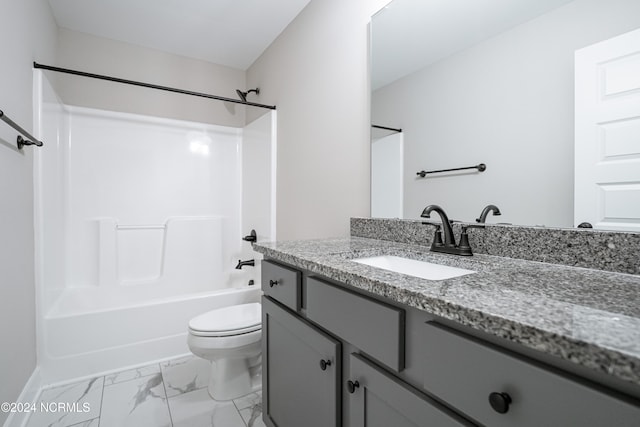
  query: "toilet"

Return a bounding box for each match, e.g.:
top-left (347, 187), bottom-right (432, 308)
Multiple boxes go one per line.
top-left (187, 302), bottom-right (262, 401)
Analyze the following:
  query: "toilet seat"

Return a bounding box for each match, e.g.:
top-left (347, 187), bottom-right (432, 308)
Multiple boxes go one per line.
top-left (189, 302), bottom-right (261, 337)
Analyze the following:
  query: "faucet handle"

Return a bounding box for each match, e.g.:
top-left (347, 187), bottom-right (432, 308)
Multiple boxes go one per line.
top-left (422, 221), bottom-right (443, 247)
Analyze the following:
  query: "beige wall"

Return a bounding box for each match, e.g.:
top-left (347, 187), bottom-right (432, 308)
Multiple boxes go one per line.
top-left (54, 28), bottom-right (247, 127)
top-left (247, 0), bottom-right (389, 240)
top-left (0, 0), bottom-right (58, 424)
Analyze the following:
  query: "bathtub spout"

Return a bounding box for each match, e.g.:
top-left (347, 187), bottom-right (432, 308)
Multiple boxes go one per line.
top-left (235, 259), bottom-right (255, 269)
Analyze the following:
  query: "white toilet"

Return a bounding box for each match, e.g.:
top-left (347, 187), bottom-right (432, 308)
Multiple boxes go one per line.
top-left (187, 302), bottom-right (262, 401)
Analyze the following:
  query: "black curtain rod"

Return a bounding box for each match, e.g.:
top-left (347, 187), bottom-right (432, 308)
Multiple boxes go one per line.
top-left (33, 62), bottom-right (276, 110)
top-left (0, 109), bottom-right (44, 149)
top-left (372, 124), bottom-right (402, 133)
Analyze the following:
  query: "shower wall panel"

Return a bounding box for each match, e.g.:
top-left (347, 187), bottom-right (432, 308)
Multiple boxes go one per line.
top-left (62, 107), bottom-right (241, 292)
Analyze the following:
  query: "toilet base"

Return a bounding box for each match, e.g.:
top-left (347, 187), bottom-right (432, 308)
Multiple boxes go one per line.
top-left (207, 356), bottom-right (262, 401)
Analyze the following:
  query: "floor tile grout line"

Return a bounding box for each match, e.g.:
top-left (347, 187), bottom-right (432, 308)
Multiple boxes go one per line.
top-left (97, 374), bottom-right (105, 427)
top-left (232, 398), bottom-right (250, 427)
top-left (104, 370), bottom-right (161, 388)
top-left (160, 363), bottom-right (175, 426)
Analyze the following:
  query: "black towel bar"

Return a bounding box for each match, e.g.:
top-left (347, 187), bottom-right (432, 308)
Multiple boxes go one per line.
top-left (417, 163), bottom-right (486, 178)
top-left (0, 109), bottom-right (44, 149)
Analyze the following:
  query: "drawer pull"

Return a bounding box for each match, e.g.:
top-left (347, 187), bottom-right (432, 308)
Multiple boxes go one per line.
top-left (346, 380), bottom-right (360, 394)
top-left (489, 392), bottom-right (512, 414)
top-left (319, 359), bottom-right (332, 371)
top-left (269, 280), bottom-right (279, 287)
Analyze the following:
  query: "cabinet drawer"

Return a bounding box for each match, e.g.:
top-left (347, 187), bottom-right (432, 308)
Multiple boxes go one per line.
top-left (349, 353), bottom-right (474, 427)
top-left (261, 260), bottom-right (301, 311)
top-left (306, 277), bottom-right (405, 371)
top-left (422, 322), bottom-right (640, 427)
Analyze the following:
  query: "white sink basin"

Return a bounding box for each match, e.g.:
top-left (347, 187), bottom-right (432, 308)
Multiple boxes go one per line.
top-left (352, 255), bottom-right (475, 281)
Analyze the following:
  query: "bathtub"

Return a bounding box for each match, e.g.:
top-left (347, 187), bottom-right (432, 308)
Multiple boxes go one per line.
top-left (33, 72), bottom-right (275, 385)
top-left (40, 285), bottom-right (261, 384)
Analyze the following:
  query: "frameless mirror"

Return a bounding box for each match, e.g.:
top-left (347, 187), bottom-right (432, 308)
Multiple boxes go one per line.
top-left (371, 0), bottom-right (640, 231)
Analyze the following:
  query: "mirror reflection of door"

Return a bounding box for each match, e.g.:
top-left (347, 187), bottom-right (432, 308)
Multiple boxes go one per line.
top-left (575, 27), bottom-right (640, 231)
top-left (371, 130), bottom-right (403, 218)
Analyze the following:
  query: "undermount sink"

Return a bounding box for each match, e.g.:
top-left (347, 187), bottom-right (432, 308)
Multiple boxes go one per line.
top-left (352, 255), bottom-right (475, 281)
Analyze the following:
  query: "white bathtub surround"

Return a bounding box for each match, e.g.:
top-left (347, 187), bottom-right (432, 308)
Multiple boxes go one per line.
top-left (33, 71), bottom-right (276, 384)
top-left (24, 355), bottom-right (265, 427)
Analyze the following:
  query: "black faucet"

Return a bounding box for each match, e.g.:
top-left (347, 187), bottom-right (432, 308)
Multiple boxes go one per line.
top-left (421, 205), bottom-right (456, 247)
top-left (476, 204), bottom-right (501, 223)
top-left (421, 204), bottom-right (474, 256)
top-left (235, 259), bottom-right (255, 269)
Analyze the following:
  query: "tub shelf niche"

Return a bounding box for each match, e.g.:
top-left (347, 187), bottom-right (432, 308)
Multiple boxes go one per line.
top-left (98, 216), bottom-right (225, 290)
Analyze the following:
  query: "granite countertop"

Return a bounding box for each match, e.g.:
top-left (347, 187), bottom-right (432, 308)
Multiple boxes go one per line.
top-left (253, 236), bottom-right (640, 387)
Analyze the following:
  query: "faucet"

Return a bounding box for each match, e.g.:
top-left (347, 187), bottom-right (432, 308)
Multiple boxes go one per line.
top-left (420, 204), bottom-right (474, 256)
top-left (235, 259), bottom-right (255, 269)
top-left (420, 205), bottom-right (456, 247)
top-left (476, 204), bottom-right (501, 223)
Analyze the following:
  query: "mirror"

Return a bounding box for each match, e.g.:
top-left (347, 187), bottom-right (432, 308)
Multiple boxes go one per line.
top-left (371, 0), bottom-right (640, 230)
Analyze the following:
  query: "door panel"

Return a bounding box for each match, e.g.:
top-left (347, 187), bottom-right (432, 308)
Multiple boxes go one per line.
top-left (575, 28), bottom-right (640, 231)
top-left (262, 297), bottom-right (340, 427)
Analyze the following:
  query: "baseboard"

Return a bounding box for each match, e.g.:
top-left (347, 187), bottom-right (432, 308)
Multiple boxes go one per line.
top-left (2, 367), bottom-right (43, 427)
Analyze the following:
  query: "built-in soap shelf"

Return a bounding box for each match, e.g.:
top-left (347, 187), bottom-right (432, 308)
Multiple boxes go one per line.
top-left (97, 216), bottom-right (225, 288)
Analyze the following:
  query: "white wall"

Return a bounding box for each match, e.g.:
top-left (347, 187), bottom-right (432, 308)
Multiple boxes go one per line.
top-left (0, 0), bottom-right (58, 424)
top-left (372, 0), bottom-right (640, 227)
top-left (54, 28), bottom-right (248, 128)
top-left (371, 132), bottom-right (403, 218)
top-left (247, 0), bottom-right (390, 240)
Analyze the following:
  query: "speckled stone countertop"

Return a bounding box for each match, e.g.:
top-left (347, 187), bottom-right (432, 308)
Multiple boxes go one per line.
top-left (253, 236), bottom-right (640, 387)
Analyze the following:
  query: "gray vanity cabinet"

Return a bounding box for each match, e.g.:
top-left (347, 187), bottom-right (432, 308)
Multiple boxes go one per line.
top-left (262, 296), bottom-right (341, 427)
top-left (348, 353), bottom-right (474, 427)
top-left (260, 258), bottom-right (640, 427)
top-left (262, 260), bottom-right (302, 311)
top-left (422, 322), bottom-right (640, 427)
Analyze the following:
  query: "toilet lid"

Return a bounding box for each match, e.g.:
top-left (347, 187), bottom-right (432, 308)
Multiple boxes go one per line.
top-left (189, 302), bottom-right (261, 337)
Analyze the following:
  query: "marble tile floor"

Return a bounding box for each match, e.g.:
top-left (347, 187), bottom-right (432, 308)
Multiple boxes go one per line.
top-left (25, 355), bottom-right (265, 427)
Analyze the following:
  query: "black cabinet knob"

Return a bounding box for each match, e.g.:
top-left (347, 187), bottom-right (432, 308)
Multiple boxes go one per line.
top-left (319, 359), bottom-right (332, 371)
top-left (269, 280), bottom-right (279, 287)
top-left (489, 392), bottom-right (512, 414)
top-left (346, 380), bottom-right (360, 394)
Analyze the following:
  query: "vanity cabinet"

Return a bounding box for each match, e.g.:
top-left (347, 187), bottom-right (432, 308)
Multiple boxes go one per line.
top-left (262, 296), bottom-right (341, 427)
top-left (348, 353), bottom-right (473, 427)
top-left (262, 260), bottom-right (301, 311)
top-left (422, 322), bottom-right (640, 427)
top-left (306, 277), bottom-right (405, 371)
top-left (261, 259), bottom-right (640, 427)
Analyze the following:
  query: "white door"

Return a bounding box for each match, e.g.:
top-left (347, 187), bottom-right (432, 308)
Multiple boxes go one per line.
top-left (575, 28), bottom-right (640, 231)
top-left (371, 132), bottom-right (403, 218)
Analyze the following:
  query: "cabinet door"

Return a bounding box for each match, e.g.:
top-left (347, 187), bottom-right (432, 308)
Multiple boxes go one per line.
top-left (348, 353), bottom-right (474, 427)
top-left (262, 296), bottom-right (341, 427)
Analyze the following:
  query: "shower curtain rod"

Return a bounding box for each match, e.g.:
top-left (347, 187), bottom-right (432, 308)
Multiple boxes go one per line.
top-left (372, 124), bottom-right (402, 133)
top-left (33, 62), bottom-right (276, 110)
